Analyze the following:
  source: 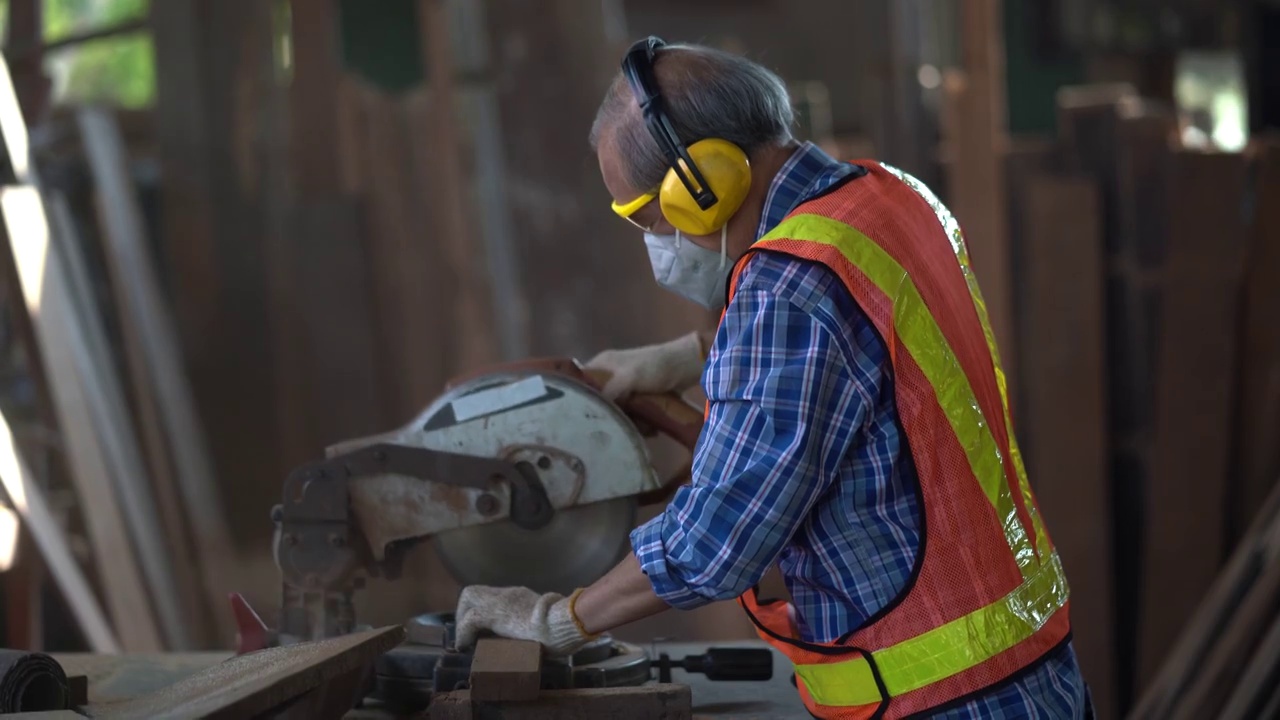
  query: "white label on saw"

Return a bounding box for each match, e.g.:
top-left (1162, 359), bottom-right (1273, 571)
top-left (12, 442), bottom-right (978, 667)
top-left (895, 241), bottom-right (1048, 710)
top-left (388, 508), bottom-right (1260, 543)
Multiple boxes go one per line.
top-left (451, 375), bottom-right (548, 423)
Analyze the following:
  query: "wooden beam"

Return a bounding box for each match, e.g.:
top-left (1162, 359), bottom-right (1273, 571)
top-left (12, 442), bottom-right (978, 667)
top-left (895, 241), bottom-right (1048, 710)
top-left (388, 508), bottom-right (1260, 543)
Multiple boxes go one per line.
top-left (417, 0), bottom-right (497, 369)
top-left (5, 17), bottom-right (149, 61)
top-left (1230, 138), bottom-right (1280, 544)
top-left (0, 51), bottom-right (164, 649)
top-left (0, 400), bottom-right (119, 652)
top-left (469, 638), bottom-right (542, 702)
top-left (944, 0), bottom-right (1016, 390)
top-left (3, 525), bottom-right (42, 650)
top-left (354, 83), bottom-right (449, 419)
top-left (151, 0), bottom-right (290, 558)
top-left (477, 0), bottom-right (693, 360)
top-left (1129, 483), bottom-right (1280, 719)
top-left (1017, 172), bottom-right (1116, 719)
top-left (429, 686), bottom-right (694, 720)
top-left (279, 0), bottom-right (385, 457)
top-left (78, 106), bottom-right (237, 647)
top-left (1139, 150), bottom-right (1250, 688)
top-left (0, 185), bottom-right (163, 650)
top-left (2, 0), bottom-right (48, 124)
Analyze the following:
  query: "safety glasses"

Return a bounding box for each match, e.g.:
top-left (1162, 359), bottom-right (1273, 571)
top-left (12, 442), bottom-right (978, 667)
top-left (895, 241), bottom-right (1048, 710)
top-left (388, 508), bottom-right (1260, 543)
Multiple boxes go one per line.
top-left (610, 190), bottom-right (658, 232)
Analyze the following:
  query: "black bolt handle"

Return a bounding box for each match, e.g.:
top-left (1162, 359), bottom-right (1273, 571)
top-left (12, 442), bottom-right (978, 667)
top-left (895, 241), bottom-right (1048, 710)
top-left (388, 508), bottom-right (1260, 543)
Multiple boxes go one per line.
top-left (658, 647), bottom-right (774, 682)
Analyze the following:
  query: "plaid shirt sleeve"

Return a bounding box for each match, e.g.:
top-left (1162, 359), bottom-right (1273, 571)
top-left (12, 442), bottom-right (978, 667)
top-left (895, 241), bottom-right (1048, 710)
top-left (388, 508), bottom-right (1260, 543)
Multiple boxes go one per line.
top-left (630, 254), bottom-right (874, 609)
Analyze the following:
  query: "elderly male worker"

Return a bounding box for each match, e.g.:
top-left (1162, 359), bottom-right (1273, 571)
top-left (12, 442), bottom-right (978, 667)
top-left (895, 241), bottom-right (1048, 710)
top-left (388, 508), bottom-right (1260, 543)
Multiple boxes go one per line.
top-left (456, 37), bottom-right (1091, 719)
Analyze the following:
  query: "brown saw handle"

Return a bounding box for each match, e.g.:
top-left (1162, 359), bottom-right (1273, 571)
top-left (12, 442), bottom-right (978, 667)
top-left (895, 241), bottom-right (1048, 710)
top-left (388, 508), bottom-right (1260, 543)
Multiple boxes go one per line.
top-left (444, 357), bottom-right (704, 451)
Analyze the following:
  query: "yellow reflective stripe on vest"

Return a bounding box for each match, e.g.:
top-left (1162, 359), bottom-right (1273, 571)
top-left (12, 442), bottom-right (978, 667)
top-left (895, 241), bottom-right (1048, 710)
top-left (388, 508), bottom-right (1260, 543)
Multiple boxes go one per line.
top-left (880, 164), bottom-right (1052, 564)
top-left (756, 214), bottom-right (1038, 574)
top-left (795, 553), bottom-right (1070, 705)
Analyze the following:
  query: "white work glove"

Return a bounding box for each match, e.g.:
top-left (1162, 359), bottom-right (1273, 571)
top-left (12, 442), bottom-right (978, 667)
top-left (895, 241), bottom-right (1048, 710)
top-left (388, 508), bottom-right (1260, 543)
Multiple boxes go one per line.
top-left (453, 585), bottom-right (594, 656)
top-left (583, 330), bottom-right (705, 401)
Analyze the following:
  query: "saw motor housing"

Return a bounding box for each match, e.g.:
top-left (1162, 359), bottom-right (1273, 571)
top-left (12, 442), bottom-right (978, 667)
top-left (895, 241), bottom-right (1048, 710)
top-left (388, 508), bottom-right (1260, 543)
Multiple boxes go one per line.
top-left (272, 358), bottom-right (702, 643)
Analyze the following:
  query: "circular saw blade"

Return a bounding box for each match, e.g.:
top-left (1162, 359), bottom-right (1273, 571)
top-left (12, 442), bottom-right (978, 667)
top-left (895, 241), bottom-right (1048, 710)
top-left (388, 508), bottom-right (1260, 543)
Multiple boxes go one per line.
top-left (434, 497), bottom-right (638, 594)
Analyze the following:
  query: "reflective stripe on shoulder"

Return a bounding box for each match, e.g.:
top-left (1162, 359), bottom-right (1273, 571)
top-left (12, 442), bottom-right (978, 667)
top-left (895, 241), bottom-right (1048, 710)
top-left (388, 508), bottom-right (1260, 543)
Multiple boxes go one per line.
top-left (795, 553), bottom-right (1070, 706)
top-left (880, 163), bottom-right (1051, 565)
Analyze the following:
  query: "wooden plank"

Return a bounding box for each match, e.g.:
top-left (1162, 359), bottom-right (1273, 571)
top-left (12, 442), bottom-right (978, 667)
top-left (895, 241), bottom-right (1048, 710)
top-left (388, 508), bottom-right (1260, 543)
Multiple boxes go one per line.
top-left (0, 399), bottom-right (119, 652)
top-left (3, 527), bottom-right (42, 650)
top-left (1230, 137), bottom-right (1280, 544)
top-left (1111, 105), bottom-right (1175, 441)
top-left (0, 55), bottom-right (172, 649)
top-left (273, 666), bottom-right (366, 720)
top-left (1109, 108), bottom-right (1177, 713)
top-left (1130, 484), bottom-right (1280, 719)
top-left (38, 191), bottom-right (185, 651)
top-left (854, 0), bottom-right (938, 189)
top-left (476, 0), bottom-right (695, 361)
top-left (1167, 526), bottom-right (1280, 720)
top-left (52, 652), bottom-right (229, 705)
top-left (3, 0), bottom-right (47, 125)
top-left (356, 85), bottom-right (447, 420)
top-left (151, 0), bottom-right (286, 558)
top-left (945, 0), bottom-right (1016, 388)
top-left (67, 674), bottom-right (87, 706)
top-left (21, 187), bottom-right (184, 650)
top-left (429, 685), bottom-right (694, 720)
top-left (416, 0), bottom-right (497, 369)
top-left (1218, 609), bottom-right (1280, 720)
top-left (1139, 150), bottom-right (1250, 688)
top-left (1016, 173), bottom-right (1115, 719)
top-left (277, 0), bottom-right (385, 458)
top-left (0, 182), bottom-right (160, 651)
top-left (45, 191), bottom-right (204, 648)
top-left (78, 106), bottom-right (237, 646)
top-left (469, 638), bottom-right (541, 702)
top-left (1053, 84), bottom-right (1150, 711)
top-left (87, 626), bottom-right (404, 719)
top-left (6, 17), bottom-right (148, 61)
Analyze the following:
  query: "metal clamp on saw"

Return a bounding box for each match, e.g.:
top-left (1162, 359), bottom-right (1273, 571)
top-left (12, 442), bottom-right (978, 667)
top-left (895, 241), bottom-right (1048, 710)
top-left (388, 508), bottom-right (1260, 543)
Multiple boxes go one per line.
top-left (270, 357), bottom-right (705, 643)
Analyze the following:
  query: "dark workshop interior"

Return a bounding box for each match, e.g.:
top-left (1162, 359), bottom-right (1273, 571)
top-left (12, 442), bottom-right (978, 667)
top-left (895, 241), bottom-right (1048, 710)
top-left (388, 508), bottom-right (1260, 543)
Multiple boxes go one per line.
top-left (0, 0), bottom-right (1277, 718)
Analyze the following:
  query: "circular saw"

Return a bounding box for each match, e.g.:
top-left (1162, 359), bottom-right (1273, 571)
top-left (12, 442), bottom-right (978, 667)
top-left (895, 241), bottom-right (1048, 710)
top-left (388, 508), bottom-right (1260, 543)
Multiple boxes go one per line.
top-left (422, 369), bottom-right (649, 594)
top-left (271, 358), bottom-right (703, 641)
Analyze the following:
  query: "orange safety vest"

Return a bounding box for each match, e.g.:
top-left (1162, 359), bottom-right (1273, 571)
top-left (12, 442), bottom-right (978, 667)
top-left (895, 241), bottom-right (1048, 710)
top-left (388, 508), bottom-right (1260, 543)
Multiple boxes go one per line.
top-left (716, 161), bottom-right (1071, 719)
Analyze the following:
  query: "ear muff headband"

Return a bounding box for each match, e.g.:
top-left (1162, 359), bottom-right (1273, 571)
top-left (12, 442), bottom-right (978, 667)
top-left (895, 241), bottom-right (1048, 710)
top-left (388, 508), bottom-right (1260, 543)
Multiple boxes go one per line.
top-left (621, 37), bottom-right (718, 210)
top-left (619, 36), bottom-right (752, 236)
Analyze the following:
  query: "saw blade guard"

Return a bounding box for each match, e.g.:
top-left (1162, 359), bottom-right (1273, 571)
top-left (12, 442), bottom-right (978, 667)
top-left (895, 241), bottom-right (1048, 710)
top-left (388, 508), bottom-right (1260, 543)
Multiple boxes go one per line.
top-left (332, 371), bottom-right (660, 580)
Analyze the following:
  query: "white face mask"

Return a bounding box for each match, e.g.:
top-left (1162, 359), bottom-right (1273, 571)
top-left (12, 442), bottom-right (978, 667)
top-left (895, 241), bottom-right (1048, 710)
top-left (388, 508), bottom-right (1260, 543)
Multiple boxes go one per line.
top-left (644, 226), bottom-right (729, 311)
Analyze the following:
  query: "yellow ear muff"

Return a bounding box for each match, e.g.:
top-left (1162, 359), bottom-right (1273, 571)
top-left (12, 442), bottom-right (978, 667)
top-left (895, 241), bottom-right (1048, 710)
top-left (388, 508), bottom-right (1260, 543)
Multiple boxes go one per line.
top-left (658, 138), bottom-right (752, 236)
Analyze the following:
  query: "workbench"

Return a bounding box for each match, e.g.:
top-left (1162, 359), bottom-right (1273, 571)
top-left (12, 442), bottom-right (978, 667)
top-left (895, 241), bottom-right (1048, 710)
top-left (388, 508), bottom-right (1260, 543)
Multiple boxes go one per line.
top-left (53, 640), bottom-right (808, 719)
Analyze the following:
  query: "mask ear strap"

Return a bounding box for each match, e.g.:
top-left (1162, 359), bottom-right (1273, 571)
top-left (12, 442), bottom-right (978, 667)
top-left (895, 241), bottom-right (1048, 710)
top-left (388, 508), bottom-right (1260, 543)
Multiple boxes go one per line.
top-left (718, 226), bottom-right (728, 270)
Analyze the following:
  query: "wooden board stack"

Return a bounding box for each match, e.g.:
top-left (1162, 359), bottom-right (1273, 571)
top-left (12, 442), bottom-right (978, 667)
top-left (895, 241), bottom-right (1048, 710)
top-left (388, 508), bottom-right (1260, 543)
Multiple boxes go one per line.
top-left (944, 78), bottom-right (1280, 717)
top-left (0, 52), bottom-right (234, 651)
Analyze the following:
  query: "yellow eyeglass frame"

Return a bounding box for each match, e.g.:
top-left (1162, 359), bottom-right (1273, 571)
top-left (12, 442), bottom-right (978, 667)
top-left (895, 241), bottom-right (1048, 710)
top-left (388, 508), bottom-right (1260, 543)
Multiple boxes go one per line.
top-left (610, 190), bottom-right (658, 230)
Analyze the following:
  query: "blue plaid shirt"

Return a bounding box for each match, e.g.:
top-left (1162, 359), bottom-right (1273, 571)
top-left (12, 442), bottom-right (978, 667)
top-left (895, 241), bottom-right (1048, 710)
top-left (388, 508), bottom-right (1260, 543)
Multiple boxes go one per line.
top-left (630, 143), bottom-right (1090, 718)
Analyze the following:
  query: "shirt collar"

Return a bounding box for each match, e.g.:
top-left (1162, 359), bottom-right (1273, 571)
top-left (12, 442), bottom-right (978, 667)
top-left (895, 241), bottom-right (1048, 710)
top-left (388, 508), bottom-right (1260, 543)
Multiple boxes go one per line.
top-left (755, 141), bottom-right (855, 239)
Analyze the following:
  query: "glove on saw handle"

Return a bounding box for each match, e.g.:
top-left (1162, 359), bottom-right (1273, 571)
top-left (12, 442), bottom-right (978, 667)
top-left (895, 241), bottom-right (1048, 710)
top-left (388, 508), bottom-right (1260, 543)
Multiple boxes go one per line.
top-left (444, 357), bottom-right (705, 451)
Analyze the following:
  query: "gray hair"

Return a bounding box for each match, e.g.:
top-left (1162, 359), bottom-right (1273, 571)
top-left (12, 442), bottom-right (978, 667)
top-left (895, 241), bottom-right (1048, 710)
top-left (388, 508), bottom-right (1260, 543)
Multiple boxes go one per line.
top-left (589, 42), bottom-right (795, 192)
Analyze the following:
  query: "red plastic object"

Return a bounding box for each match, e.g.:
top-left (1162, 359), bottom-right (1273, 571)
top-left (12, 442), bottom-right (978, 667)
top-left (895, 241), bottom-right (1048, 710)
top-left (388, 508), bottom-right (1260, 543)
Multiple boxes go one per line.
top-left (228, 592), bottom-right (270, 654)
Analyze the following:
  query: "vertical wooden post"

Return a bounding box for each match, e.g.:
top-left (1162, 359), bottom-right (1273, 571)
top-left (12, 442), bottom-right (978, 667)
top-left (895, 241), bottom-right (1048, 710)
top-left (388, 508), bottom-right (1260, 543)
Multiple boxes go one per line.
top-left (1139, 150), bottom-right (1249, 687)
top-left (281, 0), bottom-right (385, 456)
top-left (416, 0), bottom-right (498, 370)
top-left (3, 0), bottom-right (48, 125)
top-left (1230, 139), bottom-right (1280, 544)
top-left (1017, 173), bottom-right (1116, 719)
top-left (946, 0), bottom-right (1016, 387)
top-left (151, 0), bottom-right (295, 566)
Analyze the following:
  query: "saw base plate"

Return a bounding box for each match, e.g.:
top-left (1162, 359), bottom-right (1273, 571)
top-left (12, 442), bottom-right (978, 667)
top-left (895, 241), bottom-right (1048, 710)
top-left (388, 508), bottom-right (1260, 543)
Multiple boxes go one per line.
top-left (371, 625), bottom-right (651, 712)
